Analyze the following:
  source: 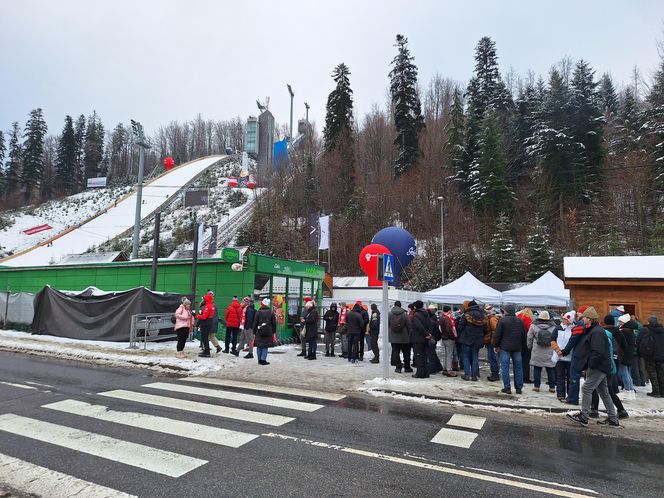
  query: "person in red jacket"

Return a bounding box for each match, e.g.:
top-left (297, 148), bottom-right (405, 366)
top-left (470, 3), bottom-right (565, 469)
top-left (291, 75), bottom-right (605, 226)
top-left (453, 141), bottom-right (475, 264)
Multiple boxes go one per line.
top-left (224, 296), bottom-right (243, 355)
top-left (517, 308), bottom-right (534, 383)
top-left (196, 293), bottom-right (216, 357)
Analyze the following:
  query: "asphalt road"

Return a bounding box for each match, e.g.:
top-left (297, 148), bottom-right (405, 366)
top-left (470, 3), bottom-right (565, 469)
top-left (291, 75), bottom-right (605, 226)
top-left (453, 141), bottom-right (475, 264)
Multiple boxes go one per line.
top-left (0, 351), bottom-right (662, 498)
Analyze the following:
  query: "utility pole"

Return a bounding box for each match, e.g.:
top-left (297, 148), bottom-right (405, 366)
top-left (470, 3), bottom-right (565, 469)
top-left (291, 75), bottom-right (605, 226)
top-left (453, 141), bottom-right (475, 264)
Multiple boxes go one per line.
top-left (287, 84), bottom-right (294, 143)
top-left (130, 120), bottom-right (151, 260)
top-left (304, 102), bottom-right (310, 122)
top-left (150, 211), bottom-right (161, 290)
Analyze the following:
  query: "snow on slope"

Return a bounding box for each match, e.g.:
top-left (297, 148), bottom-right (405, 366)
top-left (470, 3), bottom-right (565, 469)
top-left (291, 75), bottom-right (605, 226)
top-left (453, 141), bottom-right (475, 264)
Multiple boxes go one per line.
top-left (0, 186), bottom-right (131, 256)
top-left (1, 155), bottom-right (225, 267)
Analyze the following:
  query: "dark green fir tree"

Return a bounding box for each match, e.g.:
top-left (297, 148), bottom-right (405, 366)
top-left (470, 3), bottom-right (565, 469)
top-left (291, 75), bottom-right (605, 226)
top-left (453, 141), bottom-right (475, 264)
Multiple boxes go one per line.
top-left (526, 213), bottom-right (554, 279)
top-left (389, 34), bottom-right (425, 175)
top-left (489, 213), bottom-right (520, 282)
top-left (5, 122), bottom-right (22, 196)
top-left (21, 108), bottom-right (47, 201)
top-left (56, 115), bottom-right (78, 193)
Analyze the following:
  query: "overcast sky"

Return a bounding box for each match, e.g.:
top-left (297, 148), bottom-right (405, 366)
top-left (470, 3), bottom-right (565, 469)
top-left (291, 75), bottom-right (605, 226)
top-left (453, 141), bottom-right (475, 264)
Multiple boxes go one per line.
top-left (1, 0), bottom-right (663, 139)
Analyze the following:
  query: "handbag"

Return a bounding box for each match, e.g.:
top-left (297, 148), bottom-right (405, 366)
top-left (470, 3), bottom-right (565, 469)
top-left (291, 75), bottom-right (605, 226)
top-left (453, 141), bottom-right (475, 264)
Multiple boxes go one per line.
top-left (170, 315), bottom-right (176, 324)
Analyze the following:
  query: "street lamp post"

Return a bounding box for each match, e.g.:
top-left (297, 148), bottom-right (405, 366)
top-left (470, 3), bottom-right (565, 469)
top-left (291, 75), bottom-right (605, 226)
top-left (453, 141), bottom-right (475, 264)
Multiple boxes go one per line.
top-left (130, 120), bottom-right (151, 260)
top-left (304, 102), bottom-right (310, 122)
top-left (437, 195), bottom-right (444, 285)
top-left (287, 84), bottom-right (294, 142)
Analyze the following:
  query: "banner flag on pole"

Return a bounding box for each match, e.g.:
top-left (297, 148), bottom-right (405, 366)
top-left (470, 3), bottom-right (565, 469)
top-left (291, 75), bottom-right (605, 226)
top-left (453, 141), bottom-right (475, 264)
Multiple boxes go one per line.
top-left (318, 215), bottom-right (330, 250)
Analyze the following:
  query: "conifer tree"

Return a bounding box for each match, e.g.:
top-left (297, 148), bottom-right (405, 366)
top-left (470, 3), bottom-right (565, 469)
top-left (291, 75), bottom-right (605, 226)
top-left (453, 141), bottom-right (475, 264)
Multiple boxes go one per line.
top-left (470, 110), bottom-right (514, 215)
top-left (323, 63), bottom-right (354, 152)
top-left (526, 213), bottom-right (554, 279)
top-left (644, 55), bottom-right (664, 189)
top-left (489, 213), bottom-right (520, 282)
top-left (21, 108), bottom-right (47, 201)
top-left (322, 63), bottom-right (356, 203)
top-left (389, 34), bottom-right (425, 175)
top-left (84, 111), bottom-right (105, 179)
top-left (56, 115), bottom-right (78, 193)
top-left (570, 60), bottom-right (603, 200)
top-left (447, 88), bottom-right (469, 193)
top-left (74, 114), bottom-right (86, 188)
top-left (5, 122), bottom-right (22, 196)
top-left (598, 73), bottom-right (618, 116)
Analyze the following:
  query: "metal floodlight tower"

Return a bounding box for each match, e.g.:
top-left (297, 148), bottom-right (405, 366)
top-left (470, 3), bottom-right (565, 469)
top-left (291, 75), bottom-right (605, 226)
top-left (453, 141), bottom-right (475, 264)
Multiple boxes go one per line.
top-left (130, 119), bottom-right (152, 260)
top-left (287, 83), bottom-right (294, 143)
top-left (437, 195), bottom-right (445, 285)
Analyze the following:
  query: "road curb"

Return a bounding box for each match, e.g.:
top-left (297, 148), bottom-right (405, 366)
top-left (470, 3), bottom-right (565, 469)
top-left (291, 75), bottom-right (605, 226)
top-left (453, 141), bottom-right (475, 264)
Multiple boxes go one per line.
top-left (371, 388), bottom-right (570, 413)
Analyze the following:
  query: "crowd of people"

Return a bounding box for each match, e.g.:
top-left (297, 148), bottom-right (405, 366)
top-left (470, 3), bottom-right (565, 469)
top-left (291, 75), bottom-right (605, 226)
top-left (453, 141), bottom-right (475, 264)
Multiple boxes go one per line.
top-left (174, 292), bottom-right (664, 427)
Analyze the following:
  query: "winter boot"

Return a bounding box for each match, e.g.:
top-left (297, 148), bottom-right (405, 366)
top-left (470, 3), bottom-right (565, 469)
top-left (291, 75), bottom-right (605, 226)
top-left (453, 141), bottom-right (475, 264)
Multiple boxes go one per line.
top-left (244, 352), bottom-right (254, 359)
top-left (198, 350), bottom-right (211, 358)
top-left (395, 366), bottom-right (403, 373)
top-left (216, 345), bottom-right (222, 354)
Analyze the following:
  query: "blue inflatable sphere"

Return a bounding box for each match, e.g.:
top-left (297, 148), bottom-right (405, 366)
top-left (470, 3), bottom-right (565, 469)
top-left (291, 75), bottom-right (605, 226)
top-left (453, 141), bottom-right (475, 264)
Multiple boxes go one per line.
top-left (371, 227), bottom-right (416, 286)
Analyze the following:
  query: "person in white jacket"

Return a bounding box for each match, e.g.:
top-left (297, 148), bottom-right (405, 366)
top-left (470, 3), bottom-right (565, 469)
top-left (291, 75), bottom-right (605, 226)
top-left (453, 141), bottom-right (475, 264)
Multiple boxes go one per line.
top-left (551, 311), bottom-right (575, 401)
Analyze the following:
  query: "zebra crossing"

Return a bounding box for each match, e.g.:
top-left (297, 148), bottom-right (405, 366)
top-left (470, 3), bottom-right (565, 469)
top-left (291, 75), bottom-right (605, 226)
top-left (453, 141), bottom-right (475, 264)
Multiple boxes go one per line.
top-left (430, 414), bottom-right (487, 449)
top-left (0, 377), bottom-right (345, 497)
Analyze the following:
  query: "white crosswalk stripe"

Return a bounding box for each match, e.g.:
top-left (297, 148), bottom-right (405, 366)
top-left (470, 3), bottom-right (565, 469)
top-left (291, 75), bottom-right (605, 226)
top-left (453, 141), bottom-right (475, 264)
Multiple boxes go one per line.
top-left (179, 377), bottom-right (346, 401)
top-left (98, 389), bottom-right (295, 426)
top-left (144, 382), bottom-right (324, 412)
top-left (43, 399), bottom-right (258, 448)
top-left (0, 452), bottom-right (135, 498)
top-left (0, 413), bottom-right (207, 477)
top-left (431, 427), bottom-right (478, 448)
top-left (447, 414), bottom-right (486, 430)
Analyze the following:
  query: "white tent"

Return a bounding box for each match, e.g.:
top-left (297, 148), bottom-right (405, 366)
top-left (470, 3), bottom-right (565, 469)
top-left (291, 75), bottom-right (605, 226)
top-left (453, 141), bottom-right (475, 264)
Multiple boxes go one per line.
top-left (422, 272), bottom-right (503, 304)
top-left (501, 271), bottom-right (570, 307)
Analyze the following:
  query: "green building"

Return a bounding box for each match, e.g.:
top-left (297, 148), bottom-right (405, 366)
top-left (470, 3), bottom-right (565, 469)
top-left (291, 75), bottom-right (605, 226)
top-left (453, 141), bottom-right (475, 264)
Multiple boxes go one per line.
top-left (0, 252), bottom-right (324, 340)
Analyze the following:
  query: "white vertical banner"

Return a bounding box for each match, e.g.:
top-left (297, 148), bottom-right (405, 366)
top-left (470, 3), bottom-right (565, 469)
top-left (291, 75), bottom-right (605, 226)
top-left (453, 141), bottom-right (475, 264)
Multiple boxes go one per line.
top-left (318, 215), bottom-right (330, 250)
top-left (197, 224), bottom-right (205, 254)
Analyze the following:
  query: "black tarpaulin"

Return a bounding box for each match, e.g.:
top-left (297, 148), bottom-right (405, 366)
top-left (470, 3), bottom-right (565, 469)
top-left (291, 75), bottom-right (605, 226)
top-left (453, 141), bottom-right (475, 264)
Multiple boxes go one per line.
top-left (31, 286), bottom-right (184, 342)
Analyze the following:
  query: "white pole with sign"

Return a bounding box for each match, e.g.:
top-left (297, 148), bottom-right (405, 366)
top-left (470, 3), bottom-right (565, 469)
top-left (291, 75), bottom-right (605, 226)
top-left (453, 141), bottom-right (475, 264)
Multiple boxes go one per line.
top-left (379, 253), bottom-right (395, 380)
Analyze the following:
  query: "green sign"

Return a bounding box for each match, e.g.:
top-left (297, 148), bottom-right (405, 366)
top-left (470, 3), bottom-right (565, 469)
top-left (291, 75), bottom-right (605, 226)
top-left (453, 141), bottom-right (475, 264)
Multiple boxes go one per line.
top-left (255, 255), bottom-right (325, 279)
top-left (221, 247), bottom-right (240, 263)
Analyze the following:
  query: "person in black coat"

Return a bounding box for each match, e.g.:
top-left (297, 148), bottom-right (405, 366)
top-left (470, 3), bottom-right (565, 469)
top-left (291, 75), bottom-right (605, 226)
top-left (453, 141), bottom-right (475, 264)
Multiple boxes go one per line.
top-left (346, 304), bottom-right (365, 364)
top-left (369, 304), bottom-right (381, 363)
top-left (252, 298), bottom-right (277, 365)
top-left (616, 314), bottom-right (636, 395)
top-left (303, 300), bottom-right (319, 360)
top-left (323, 304), bottom-right (340, 357)
top-left (493, 304), bottom-right (527, 394)
top-left (410, 301), bottom-right (431, 379)
top-left (638, 316), bottom-right (664, 397)
top-left (425, 305), bottom-right (443, 374)
top-left (457, 300), bottom-right (485, 381)
top-left (359, 304), bottom-right (370, 360)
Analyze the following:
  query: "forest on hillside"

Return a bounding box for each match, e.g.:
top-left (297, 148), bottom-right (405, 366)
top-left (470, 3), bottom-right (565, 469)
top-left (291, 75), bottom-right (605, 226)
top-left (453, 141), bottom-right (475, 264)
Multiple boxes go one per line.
top-left (237, 34), bottom-right (664, 291)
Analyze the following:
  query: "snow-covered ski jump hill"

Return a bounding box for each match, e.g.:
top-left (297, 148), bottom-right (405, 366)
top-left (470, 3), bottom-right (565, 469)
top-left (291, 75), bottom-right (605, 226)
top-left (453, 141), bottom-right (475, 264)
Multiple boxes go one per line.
top-left (1, 155), bottom-right (226, 267)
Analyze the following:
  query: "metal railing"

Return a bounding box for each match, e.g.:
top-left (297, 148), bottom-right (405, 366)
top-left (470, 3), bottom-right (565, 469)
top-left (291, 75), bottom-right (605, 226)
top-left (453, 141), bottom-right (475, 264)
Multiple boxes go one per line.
top-left (128, 313), bottom-right (176, 349)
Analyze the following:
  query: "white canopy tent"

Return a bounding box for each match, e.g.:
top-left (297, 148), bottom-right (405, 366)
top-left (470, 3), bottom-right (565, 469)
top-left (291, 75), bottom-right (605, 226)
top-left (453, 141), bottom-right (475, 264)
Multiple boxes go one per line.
top-left (501, 271), bottom-right (570, 307)
top-left (422, 272), bottom-right (503, 304)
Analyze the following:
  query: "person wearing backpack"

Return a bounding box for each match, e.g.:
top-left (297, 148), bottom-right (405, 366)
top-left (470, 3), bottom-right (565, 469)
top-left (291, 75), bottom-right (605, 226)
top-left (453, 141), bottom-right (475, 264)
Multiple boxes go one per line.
top-left (527, 311), bottom-right (557, 392)
top-left (196, 293), bottom-right (216, 358)
top-left (388, 301), bottom-right (412, 373)
top-left (252, 298), bottom-right (277, 365)
top-left (638, 316), bottom-right (664, 397)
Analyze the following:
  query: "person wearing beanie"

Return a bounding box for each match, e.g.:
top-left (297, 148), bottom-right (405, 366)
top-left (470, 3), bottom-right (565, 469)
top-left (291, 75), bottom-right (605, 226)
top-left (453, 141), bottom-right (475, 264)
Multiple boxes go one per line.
top-left (527, 310), bottom-right (557, 393)
top-left (457, 300), bottom-right (485, 381)
top-left (196, 293), bottom-right (217, 357)
top-left (389, 300), bottom-right (412, 373)
top-left (559, 306), bottom-right (593, 405)
top-left (493, 304), bottom-right (527, 394)
top-left (252, 298), bottom-right (277, 365)
top-left (617, 313), bottom-right (637, 399)
top-left (567, 307), bottom-right (620, 427)
top-left (346, 303), bottom-right (365, 364)
top-left (302, 298), bottom-right (319, 360)
top-left (587, 315), bottom-right (629, 420)
top-left (610, 305), bottom-right (625, 326)
top-left (637, 315), bottom-right (664, 397)
top-left (337, 302), bottom-right (349, 358)
top-left (409, 300), bottom-right (431, 378)
top-left (223, 296), bottom-right (243, 355)
top-left (238, 296), bottom-right (256, 359)
top-left (439, 305), bottom-right (457, 376)
top-left (516, 308), bottom-right (535, 384)
top-left (323, 303), bottom-right (340, 357)
top-left (174, 297), bottom-right (195, 358)
top-left (424, 305), bottom-right (443, 374)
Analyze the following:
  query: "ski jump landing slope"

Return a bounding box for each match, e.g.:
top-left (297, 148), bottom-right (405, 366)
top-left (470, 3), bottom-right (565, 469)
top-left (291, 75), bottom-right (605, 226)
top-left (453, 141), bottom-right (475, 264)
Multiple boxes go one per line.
top-left (1, 155), bottom-right (225, 267)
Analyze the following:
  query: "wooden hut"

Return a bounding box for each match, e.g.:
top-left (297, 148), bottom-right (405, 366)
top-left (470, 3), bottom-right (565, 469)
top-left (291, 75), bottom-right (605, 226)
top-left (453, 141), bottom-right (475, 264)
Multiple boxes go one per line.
top-left (564, 256), bottom-right (664, 321)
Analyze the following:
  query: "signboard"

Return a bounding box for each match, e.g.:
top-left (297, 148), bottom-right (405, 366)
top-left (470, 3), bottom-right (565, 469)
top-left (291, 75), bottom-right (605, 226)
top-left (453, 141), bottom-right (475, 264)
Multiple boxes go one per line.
top-left (379, 253), bottom-right (395, 282)
top-left (23, 224), bottom-right (53, 235)
top-left (221, 247), bottom-right (240, 263)
top-left (256, 255), bottom-right (325, 279)
top-left (87, 177), bottom-right (107, 188)
top-left (184, 189), bottom-right (209, 207)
